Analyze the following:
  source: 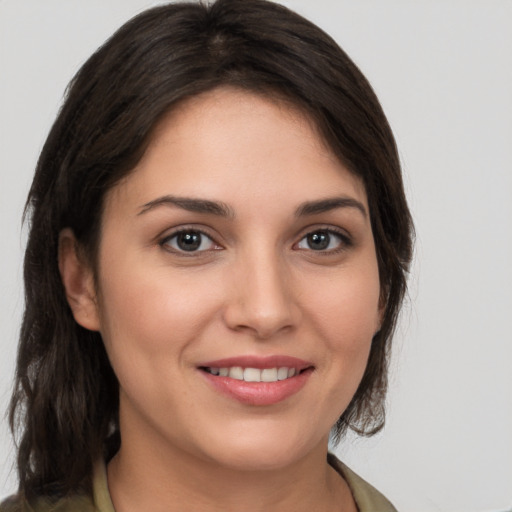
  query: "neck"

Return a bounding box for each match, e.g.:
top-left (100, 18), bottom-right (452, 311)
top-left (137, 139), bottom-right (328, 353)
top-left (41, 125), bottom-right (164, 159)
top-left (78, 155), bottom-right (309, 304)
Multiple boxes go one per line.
top-left (107, 436), bottom-right (355, 512)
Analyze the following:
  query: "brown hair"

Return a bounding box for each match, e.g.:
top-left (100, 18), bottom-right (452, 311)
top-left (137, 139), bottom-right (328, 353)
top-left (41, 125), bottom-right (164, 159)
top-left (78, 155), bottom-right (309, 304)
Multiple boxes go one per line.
top-left (9, 0), bottom-right (413, 499)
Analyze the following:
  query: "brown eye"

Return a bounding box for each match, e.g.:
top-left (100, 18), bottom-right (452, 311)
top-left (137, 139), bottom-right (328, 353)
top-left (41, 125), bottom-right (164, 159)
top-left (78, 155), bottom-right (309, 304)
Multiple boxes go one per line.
top-left (297, 230), bottom-right (348, 252)
top-left (162, 230), bottom-right (217, 253)
top-left (177, 232), bottom-right (201, 251)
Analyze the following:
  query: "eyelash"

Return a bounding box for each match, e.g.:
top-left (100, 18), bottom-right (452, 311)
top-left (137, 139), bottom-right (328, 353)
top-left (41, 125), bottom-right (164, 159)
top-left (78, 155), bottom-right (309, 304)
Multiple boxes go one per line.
top-left (158, 227), bottom-right (352, 255)
top-left (295, 227), bottom-right (352, 254)
top-left (159, 228), bottom-right (220, 255)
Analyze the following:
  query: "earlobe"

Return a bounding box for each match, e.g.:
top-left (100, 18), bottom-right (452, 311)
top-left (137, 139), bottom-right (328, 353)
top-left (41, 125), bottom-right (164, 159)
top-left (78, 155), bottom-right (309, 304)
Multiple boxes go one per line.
top-left (58, 228), bottom-right (101, 332)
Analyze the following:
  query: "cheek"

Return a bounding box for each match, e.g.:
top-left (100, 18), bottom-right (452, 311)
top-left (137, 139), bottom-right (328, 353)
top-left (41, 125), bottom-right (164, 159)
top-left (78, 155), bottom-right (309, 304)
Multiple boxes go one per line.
top-left (94, 268), bottom-right (210, 409)
top-left (303, 266), bottom-right (381, 363)
top-left (95, 259), bottom-right (224, 358)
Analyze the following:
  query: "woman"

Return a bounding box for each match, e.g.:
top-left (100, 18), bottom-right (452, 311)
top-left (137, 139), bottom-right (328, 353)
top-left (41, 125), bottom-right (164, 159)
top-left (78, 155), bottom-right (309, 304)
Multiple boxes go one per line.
top-left (1, 0), bottom-right (413, 510)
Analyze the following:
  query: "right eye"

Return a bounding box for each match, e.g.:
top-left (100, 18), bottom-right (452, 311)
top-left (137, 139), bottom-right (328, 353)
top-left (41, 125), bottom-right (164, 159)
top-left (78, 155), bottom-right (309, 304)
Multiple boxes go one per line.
top-left (160, 230), bottom-right (219, 253)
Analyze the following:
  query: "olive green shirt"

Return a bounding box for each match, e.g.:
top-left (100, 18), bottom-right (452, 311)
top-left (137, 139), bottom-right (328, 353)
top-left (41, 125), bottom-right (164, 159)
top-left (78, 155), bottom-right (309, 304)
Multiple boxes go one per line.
top-left (1, 454), bottom-right (397, 511)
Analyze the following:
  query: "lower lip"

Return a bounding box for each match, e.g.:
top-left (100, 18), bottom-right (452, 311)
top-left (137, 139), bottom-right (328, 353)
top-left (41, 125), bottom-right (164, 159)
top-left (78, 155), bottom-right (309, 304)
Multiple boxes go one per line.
top-left (200, 368), bottom-right (313, 406)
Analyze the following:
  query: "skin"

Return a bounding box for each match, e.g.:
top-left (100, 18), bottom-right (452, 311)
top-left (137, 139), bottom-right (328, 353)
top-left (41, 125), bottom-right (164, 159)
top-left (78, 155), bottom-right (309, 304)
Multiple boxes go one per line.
top-left (60, 87), bottom-right (382, 512)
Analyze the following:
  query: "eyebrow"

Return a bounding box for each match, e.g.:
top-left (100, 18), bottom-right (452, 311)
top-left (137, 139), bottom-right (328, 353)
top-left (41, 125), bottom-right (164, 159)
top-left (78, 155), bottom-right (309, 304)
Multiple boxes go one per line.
top-left (138, 195), bottom-right (235, 218)
top-left (138, 195), bottom-right (367, 220)
top-left (295, 197), bottom-right (368, 219)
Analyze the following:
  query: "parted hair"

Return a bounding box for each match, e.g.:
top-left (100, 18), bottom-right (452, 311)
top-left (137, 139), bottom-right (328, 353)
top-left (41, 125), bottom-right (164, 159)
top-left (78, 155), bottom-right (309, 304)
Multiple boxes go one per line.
top-left (9, 0), bottom-right (414, 499)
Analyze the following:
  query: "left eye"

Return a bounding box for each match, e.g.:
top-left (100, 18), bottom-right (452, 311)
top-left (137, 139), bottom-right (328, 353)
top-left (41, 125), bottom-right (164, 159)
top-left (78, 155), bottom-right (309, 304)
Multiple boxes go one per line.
top-left (162, 230), bottom-right (217, 253)
top-left (296, 230), bottom-right (346, 251)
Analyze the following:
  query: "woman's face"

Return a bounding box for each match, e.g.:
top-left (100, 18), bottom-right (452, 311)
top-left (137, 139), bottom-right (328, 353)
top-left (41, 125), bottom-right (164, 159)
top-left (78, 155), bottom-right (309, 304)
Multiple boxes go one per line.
top-left (83, 88), bottom-right (381, 470)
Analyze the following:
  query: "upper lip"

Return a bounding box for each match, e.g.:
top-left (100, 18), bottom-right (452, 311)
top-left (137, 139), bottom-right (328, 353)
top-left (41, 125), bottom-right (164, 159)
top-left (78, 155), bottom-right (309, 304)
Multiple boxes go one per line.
top-left (198, 355), bottom-right (313, 371)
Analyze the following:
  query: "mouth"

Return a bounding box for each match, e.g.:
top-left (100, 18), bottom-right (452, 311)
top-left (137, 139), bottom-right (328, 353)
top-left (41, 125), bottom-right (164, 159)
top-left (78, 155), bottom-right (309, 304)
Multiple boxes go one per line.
top-left (199, 366), bottom-right (307, 382)
top-left (197, 356), bottom-right (314, 406)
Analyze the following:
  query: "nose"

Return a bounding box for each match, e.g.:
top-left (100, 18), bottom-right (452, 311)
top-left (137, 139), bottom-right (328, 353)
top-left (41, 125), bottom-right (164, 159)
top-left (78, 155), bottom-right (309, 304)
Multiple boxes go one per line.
top-left (222, 249), bottom-right (301, 340)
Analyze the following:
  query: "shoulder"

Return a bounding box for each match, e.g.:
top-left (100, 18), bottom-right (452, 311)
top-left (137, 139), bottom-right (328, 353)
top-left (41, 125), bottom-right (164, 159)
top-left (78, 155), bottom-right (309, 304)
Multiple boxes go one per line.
top-left (328, 453), bottom-right (398, 512)
top-left (0, 461), bottom-right (114, 512)
top-left (0, 493), bottom-right (96, 512)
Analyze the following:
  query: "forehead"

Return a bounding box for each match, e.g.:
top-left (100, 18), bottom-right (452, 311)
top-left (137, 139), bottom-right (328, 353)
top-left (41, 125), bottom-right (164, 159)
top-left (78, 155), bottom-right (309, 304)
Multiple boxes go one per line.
top-left (150, 87), bottom-right (332, 161)
top-left (106, 87), bottom-right (368, 215)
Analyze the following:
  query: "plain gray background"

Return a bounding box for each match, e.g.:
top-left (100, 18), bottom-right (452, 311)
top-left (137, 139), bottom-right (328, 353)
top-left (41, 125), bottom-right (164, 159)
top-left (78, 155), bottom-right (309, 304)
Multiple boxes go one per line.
top-left (1, 1), bottom-right (511, 511)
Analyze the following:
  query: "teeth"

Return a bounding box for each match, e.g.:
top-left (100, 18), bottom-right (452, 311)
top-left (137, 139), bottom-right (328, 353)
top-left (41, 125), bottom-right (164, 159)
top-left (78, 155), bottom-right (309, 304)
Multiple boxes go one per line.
top-left (261, 368), bottom-right (278, 382)
top-left (206, 366), bottom-right (299, 382)
top-left (244, 368), bottom-right (261, 382)
top-left (277, 367), bottom-right (289, 380)
top-left (228, 366), bottom-right (244, 380)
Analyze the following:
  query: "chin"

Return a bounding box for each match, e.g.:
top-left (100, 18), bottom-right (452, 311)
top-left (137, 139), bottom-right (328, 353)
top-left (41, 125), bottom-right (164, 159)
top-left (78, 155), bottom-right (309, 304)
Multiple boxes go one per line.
top-left (208, 447), bottom-right (301, 473)
top-left (198, 422), bottom-right (325, 472)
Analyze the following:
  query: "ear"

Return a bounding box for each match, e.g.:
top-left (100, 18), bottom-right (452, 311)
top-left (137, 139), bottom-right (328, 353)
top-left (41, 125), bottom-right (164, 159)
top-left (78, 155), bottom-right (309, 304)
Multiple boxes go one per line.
top-left (58, 228), bottom-right (101, 331)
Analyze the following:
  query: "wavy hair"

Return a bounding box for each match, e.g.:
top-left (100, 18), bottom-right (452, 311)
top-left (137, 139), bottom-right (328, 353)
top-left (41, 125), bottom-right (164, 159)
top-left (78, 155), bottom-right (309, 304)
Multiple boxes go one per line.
top-left (9, 0), bottom-right (414, 499)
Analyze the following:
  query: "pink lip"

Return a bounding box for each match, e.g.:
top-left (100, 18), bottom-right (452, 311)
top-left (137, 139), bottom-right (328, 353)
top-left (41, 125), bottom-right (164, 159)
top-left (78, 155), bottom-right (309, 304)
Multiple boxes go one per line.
top-left (198, 355), bottom-right (314, 406)
top-left (199, 355), bottom-right (312, 371)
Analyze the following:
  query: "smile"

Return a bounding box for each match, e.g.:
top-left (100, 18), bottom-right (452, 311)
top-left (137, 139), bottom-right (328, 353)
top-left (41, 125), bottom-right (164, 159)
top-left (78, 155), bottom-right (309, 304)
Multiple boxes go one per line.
top-left (202, 366), bottom-right (298, 382)
top-left (198, 356), bottom-right (314, 406)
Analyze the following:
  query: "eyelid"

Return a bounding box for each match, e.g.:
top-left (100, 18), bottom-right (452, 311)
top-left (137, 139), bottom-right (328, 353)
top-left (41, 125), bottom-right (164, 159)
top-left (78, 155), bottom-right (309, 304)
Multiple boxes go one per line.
top-left (294, 226), bottom-right (353, 253)
top-left (159, 226), bottom-right (223, 255)
top-left (156, 224), bottom-right (352, 255)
